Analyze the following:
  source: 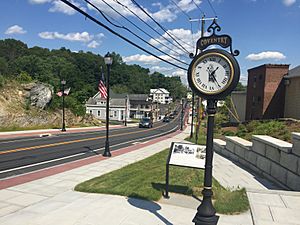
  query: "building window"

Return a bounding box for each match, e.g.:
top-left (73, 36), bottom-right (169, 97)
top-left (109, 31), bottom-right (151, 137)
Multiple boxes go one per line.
top-left (89, 110), bottom-right (92, 114)
top-left (114, 111), bottom-right (117, 117)
top-left (253, 76), bottom-right (257, 88)
top-left (259, 75), bottom-right (263, 80)
top-left (97, 110), bottom-right (100, 116)
top-left (252, 96), bottom-right (255, 106)
top-left (257, 96), bottom-right (261, 102)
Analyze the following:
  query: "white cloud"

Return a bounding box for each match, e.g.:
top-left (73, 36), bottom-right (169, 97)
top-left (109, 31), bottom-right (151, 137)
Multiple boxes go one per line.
top-left (150, 66), bottom-right (172, 74)
top-left (152, 8), bottom-right (177, 22)
top-left (5, 25), bottom-right (27, 35)
top-left (149, 28), bottom-right (203, 57)
top-left (29, 0), bottom-right (51, 4)
top-left (246, 51), bottom-right (286, 61)
top-left (282, 0), bottom-right (296, 6)
top-left (86, 0), bottom-right (181, 23)
top-left (172, 69), bottom-right (188, 85)
top-left (49, 0), bottom-right (86, 15)
top-left (39, 31), bottom-right (93, 42)
top-left (87, 40), bottom-right (100, 48)
top-left (178, 0), bottom-right (203, 13)
top-left (123, 54), bottom-right (175, 65)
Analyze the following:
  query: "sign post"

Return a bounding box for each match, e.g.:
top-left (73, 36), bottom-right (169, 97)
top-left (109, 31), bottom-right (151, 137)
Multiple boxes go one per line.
top-left (187, 19), bottom-right (240, 225)
top-left (165, 142), bottom-right (206, 199)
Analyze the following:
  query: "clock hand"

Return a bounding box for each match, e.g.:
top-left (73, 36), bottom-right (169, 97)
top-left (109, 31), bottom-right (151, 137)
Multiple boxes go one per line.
top-left (211, 67), bottom-right (219, 76)
top-left (207, 67), bottom-right (214, 82)
top-left (211, 73), bottom-right (221, 88)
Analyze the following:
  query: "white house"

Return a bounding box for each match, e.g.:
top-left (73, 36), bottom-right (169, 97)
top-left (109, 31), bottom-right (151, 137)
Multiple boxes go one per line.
top-left (85, 92), bottom-right (130, 122)
top-left (149, 88), bottom-right (172, 104)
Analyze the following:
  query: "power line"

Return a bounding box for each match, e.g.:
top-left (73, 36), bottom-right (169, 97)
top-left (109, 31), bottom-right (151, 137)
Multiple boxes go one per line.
top-left (191, 0), bottom-right (205, 15)
top-left (113, 0), bottom-right (190, 57)
top-left (169, 0), bottom-right (191, 19)
top-left (84, 0), bottom-right (188, 66)
top-left (90, 0), bottom-right (188, 59)
top-left (131, 0), bottom-right (193, 54)
top-left (207, 0), bottom-right (217, 17)
top-left (59, 0), bottom-right (188, 71)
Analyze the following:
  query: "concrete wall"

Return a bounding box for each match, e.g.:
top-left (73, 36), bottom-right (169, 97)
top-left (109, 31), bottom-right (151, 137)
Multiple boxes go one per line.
top-left (214, 134), bottom-right (300, 191)
top-left (284, 77), bottom-right (300, 120)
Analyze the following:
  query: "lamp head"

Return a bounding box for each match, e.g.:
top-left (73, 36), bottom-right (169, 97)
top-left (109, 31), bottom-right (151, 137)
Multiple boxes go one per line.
top-left (104, 52), bottom-right (113, 65)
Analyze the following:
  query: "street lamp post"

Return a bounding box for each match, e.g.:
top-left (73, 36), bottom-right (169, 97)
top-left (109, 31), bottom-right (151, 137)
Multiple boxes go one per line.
top-left (61, 80), bottom-right (66, 132)
top-left (124, 95), bottom-right (128, 126)
top-left (181, 98), bottom-right (184, 130)
top-left (103, 52), bottom-right (113, 157)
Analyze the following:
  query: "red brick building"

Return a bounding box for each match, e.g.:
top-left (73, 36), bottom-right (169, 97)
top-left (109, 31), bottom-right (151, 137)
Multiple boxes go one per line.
top-left (245, 64), bottom-right (289, 120)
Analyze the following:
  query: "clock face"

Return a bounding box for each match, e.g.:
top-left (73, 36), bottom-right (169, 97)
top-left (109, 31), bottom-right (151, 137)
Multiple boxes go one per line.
top-left (191, 52), bottom-right (233, 95)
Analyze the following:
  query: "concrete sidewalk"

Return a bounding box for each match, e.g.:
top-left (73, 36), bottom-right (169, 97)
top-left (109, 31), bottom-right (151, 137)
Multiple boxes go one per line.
top-left (0, 125), bottom-right (299, 225)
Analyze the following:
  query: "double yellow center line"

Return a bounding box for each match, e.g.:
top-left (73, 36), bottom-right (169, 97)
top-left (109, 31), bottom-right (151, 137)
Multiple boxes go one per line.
top-left (0, 121), bottom-right (175, 155)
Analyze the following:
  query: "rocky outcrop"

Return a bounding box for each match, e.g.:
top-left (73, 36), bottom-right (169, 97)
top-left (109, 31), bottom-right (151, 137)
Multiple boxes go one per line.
top-left (29, 82), bottom-right (53, 109)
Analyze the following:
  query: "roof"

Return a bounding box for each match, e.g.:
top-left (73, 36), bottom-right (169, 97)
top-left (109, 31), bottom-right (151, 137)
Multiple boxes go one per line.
top-left (150, 88), bottom-right (169, 94)
top-left (86, 98), bottom-right (125, 107)
top-left (286, 65), bottom-right (300, 78)
top-left (128, 94), bottom-right (149, 101)
top-left (247, 64), bottom-right (290, 72)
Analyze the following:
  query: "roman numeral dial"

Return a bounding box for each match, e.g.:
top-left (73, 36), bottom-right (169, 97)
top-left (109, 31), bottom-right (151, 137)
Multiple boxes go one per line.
top-left (191, 52), bottom-right (233, 95)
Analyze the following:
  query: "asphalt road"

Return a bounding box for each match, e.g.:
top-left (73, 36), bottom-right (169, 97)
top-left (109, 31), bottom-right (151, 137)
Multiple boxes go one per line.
top-left (0, 113), bottom-right (182, 179)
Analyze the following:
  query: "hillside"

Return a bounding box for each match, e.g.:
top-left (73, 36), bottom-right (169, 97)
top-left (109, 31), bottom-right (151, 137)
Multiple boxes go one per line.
top-left (0, 81), bottom-right (99, 130)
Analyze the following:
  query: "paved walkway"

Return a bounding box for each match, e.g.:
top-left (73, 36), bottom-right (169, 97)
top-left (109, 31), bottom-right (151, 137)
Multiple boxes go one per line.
top-left (0, 125), bottom-right (299, 225)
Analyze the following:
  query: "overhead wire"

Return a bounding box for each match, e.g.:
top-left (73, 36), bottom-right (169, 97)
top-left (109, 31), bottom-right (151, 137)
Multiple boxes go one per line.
top-left (113, 0), bottom-right (190, 57)
top-left (207, 0), bottom-right (217, 17)
top-left (191, 0), bottom-right (205, 15)
top-left (59, 0), bottom-right (188, 71)
top-left (90, 0), bottom-right (188, 59)
top-left (84, 0), bottom-right (188, 66)
top-left (131, 0), bottom-right (193, 54)
top-left (169, 0), bottom-right (191, 19)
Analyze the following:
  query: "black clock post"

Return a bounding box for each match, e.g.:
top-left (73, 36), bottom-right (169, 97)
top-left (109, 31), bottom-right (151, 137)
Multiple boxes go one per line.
top-left (192, 99), bottom-right (219, 225)
top-left (187, 19), bottom-right (240, 225)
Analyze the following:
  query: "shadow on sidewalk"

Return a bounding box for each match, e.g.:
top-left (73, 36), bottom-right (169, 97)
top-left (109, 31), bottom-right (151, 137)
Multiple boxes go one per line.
top-left (127, 197), bottom-right (173, 225)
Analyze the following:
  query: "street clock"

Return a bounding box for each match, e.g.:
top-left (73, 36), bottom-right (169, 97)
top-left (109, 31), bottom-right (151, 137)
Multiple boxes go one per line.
top-left (188, 49), bottom-right (240, 100)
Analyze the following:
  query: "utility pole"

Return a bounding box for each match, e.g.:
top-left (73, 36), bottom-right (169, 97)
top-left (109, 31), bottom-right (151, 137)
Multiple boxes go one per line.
top-left (195, 15), bottom-right (206, 144)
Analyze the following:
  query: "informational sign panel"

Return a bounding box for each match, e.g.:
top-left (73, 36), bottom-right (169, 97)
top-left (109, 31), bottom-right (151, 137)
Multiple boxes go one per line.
top-left (168, 142), bottom-right (206, 169)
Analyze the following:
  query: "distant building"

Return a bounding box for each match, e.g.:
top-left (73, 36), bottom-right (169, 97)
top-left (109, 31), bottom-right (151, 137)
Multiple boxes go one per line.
top-left (128, 94), bottom-right (152, 119)
top-left (85, 92), bottom-right (157, 121)
top-left (284, 65), bottom-right (300, 119)
top-left (85, 92), bottom-right (130, 122)
top-left (230, 91), bottom-right (247, 123)
top-left (149, 88), bottom-right (172, 104)
top-left (245, 64), bottom-right (289, 120)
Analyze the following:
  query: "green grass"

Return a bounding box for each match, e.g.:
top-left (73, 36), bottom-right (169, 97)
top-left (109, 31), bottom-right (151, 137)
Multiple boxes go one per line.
top-left (0, 124), bottom-right (60, 132)
top-left (75, 149), bottom-right (249, 214)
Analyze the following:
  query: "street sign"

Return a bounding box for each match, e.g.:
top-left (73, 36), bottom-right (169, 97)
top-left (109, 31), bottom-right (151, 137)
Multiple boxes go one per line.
top-left (168, 142), bottom-right (206, 169)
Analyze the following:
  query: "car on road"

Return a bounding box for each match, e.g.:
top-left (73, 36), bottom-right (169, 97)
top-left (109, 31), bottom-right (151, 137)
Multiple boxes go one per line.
top-left (169, 113), bottom-right (175, 119)
top-left (163, 116), bottom-right (170, 122)
top-left (139, 117), bottom-right (153, 128)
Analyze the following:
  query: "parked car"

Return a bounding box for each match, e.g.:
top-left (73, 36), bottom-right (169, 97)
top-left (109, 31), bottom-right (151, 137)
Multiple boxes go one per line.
top-left (169, 113), bottom-right (175, 119)
top-left (163, 116), bottom-right (170, 122)
top-left (139, 117), bottom-right (153, 128)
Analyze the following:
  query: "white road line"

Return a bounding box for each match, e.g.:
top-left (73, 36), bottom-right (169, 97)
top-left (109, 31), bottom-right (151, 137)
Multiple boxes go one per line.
top-left (0, 126), bottom-right (178, 176)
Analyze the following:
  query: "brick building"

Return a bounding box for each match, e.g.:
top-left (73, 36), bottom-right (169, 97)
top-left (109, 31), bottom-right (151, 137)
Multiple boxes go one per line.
top-left (284, 65), bottom-right (300, 119)
top-left (245, 64), bottom-right (289, 120)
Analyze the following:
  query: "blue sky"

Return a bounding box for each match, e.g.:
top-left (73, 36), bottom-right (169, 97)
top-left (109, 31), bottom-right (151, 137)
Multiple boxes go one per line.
top-left (1, 0), bottom-right (300, 85)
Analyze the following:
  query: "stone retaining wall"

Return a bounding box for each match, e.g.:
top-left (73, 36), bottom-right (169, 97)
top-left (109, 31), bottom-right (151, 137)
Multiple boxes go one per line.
top-left (213, 133), bottom-right (300, 191)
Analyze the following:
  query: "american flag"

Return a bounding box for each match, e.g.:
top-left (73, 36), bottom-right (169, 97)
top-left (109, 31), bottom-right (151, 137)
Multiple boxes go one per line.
top-left (98, 67), bottom-right (107, 99)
